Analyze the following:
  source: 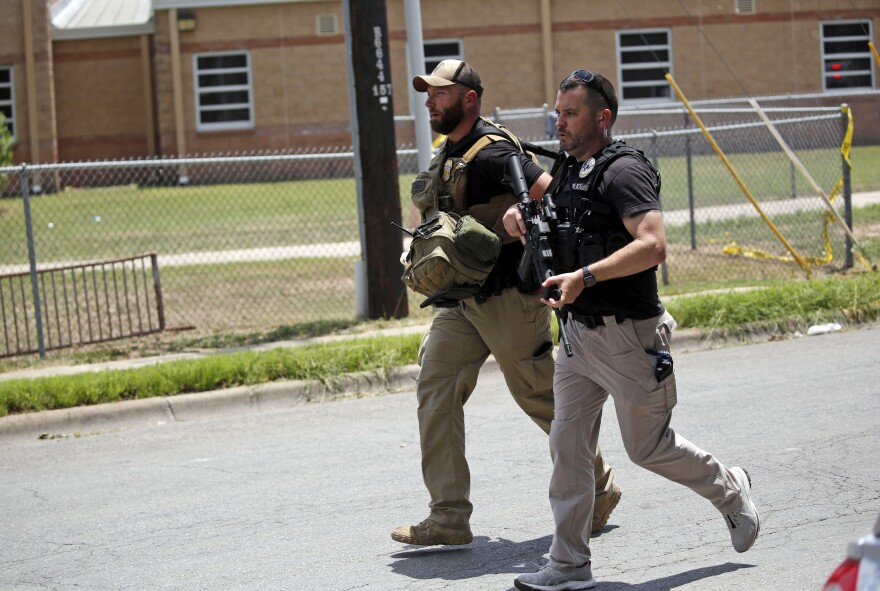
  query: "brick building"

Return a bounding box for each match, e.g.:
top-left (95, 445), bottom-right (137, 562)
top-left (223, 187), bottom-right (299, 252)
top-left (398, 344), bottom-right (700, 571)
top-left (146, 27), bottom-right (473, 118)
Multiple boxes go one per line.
top-left (1, 0), bottom-right (878, 164)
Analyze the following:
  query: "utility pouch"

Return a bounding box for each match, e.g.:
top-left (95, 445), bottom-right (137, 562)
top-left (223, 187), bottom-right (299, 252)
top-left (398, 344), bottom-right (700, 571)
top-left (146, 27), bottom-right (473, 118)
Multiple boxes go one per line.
top-left (552, 222), bottom-right (576, 272)
top-left (410, 167), bottom-right (440, 218)
top-left (578, 233), bottom-right (605, 266)
top-left (400, 211), bottom-right (501, 301)
top-left (606, 232), bottom-right (629, 257)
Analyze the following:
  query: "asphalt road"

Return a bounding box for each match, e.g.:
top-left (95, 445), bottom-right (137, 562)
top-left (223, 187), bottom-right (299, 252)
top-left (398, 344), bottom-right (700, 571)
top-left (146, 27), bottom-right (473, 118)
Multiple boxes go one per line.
top-left (1, 325), bottom-right (879, 591)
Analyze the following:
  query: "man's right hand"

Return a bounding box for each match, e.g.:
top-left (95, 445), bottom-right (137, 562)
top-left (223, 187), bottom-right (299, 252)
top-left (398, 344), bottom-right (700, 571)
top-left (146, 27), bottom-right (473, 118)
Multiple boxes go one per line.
top-left (502, 204), bottom-right (527, 243)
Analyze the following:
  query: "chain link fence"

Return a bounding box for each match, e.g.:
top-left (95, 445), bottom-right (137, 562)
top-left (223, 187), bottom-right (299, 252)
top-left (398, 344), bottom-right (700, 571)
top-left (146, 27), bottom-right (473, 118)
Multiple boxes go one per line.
top-left (2, 92), bottom-right (878, 356)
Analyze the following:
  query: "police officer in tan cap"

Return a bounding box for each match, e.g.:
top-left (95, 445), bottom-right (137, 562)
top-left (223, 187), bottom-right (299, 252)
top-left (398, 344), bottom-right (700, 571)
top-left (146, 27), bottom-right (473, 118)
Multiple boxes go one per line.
top-left (391, 60), bottom-right (622, 547)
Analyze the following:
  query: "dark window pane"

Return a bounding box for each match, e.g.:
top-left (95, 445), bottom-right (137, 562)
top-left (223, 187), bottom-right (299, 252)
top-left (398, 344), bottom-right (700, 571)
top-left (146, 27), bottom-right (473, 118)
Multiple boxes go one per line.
top-left (824, 57), bottom-right (871, 72)
top-left (197, 54), bottom-right (247, 70)
top-left (823, 22), bottom-right (871, 38)
top-left (0, 88), bottom-right (10, 101)
top-left (621, 49), bottom-right (668, 64)
top-left (200, 108), bottom-right (250, 124)
top-left (0, 69), bottom-right (10, 84)
top-left (198, 72), bottom-right (249, 88)
top-left (825, 39), bottom-right (873, 54)
top-left (424, 42), bottom-right (460, 58)
top-left (622, 85), bottom-right (670, 100)
top-left (199, 90), bottom-right (249, 107)
top-left (0, 105), bottom-right (11, 119)
top-left (620, 32), bottom-right (667, 47)
top-left (826, 73), bottom-right (872, 89)
top-left (622, 68), bottom-right (667, 83)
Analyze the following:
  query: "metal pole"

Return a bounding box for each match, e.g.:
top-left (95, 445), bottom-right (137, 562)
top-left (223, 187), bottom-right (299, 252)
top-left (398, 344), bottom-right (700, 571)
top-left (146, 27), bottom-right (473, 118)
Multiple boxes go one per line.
top-left (21, 165), bottom-right (45, 358)
top-left (404, 0), bottom-right (432, 173)
top-left (789, 95), bottom-right (796, 198)
top-left (650, 132), bottom-right (669, 286)
top-left (343, 0), bottom-right (408, 320)
top-left (685, 115), bottom-right (696, 250)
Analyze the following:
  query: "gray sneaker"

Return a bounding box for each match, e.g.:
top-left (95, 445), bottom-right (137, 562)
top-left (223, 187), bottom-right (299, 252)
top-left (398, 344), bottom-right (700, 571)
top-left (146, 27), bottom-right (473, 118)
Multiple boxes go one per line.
top-left (514, 563), bottom-right (596, 591)
top-left (724, 467), bottom-right (760, 552)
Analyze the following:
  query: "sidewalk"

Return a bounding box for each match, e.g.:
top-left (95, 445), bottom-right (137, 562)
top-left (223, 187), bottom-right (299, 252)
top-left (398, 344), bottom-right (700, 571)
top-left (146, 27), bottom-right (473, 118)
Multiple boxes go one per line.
top-left (0, 322), bottom-right (718, 443)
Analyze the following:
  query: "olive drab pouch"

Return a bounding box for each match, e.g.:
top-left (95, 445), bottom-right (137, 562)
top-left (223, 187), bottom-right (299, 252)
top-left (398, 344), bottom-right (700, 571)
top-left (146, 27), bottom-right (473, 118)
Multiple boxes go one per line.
top-left (400, 211), bottom-right (501, 305)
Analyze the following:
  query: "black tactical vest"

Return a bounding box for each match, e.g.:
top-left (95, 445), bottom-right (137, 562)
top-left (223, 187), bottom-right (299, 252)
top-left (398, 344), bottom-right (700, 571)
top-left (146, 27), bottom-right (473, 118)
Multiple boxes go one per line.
top-left (548, 139), bottom-right (661, 272)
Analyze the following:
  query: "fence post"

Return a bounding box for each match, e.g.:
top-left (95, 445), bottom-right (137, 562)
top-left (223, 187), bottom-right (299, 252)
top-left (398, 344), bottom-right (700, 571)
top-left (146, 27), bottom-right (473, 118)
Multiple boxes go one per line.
top-left (21, 165), bottom-right (46, 358)
top-left (841, 104), bottom-right (854, 270)
top-left (650, 132), bottom-right (669, 287)
top-left (789, 95), bottom-right (797, 199)
top-left (685, 113), bottom-right (697, 251)
top-left (150, 252), bottom-right (166, 330)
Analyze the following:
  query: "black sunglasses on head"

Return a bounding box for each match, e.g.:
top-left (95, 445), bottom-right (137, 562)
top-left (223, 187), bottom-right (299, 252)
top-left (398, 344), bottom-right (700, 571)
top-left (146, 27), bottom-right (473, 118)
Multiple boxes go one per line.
top-left (570, 69), bottom-right (614, 115)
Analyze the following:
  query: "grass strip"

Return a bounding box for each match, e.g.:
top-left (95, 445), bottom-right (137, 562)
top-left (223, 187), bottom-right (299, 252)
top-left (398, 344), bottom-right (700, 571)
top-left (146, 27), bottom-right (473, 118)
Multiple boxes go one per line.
top-left (2, 271), bottom-right (879, 417)
top-left (0, 334), bottom-right (422, 417)
top-left (666, 271), bottom-right (880, 331)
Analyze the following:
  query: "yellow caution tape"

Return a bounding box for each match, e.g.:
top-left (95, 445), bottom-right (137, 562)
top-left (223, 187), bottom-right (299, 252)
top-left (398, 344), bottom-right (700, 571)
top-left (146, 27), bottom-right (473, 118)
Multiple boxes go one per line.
top-left (724, 105), bottom-right (872, 270)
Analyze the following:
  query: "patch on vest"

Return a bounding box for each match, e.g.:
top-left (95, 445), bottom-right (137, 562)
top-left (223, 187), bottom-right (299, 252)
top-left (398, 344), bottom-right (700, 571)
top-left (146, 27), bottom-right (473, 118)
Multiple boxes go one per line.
top-left (579, 157), bottom-right (596, 178)
top-left (442, 159), bottom-right (454, 182)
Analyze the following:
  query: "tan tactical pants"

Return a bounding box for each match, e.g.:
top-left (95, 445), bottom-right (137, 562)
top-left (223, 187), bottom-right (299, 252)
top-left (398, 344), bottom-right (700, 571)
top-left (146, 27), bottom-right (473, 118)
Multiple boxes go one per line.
top-left (416, 287), bottom-right (615, 528)
top-left (547, 312), bottom-right (743, 569)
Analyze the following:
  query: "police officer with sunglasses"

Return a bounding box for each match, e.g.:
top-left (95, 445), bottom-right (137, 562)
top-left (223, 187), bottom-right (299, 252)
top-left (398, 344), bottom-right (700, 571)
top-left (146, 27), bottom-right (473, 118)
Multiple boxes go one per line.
top-left (506, 70), bottom-right (760, 591)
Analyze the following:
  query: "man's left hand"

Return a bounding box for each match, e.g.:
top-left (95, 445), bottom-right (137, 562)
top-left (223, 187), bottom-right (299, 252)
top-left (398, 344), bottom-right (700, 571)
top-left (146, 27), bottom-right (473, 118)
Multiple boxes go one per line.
top-left (540, 271), bottom-right (584, 308)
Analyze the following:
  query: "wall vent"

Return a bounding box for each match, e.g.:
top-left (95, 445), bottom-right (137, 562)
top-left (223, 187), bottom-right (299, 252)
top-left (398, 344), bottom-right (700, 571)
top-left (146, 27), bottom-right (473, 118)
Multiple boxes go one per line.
top-left (317, 14), bottom-right (338, 36)
top-left (735, 0), bottom-right (755, 15)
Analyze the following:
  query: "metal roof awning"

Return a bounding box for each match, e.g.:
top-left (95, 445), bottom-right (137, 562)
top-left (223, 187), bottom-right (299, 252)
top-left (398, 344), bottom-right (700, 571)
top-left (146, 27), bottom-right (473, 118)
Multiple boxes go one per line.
top-left (51, 0), bottom-right (154, 40)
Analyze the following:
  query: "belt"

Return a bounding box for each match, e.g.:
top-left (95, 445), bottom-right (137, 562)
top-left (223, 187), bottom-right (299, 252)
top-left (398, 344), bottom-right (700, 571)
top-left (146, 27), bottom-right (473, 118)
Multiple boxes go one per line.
top-left (567, 310), bottom-right (628, 329)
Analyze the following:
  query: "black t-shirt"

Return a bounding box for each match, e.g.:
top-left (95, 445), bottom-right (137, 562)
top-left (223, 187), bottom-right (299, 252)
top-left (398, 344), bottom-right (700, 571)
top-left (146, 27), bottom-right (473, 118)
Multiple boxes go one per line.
top-left (566, 153), bottom-right (665, 319)
top-left (444, 120), bottom-right (545, 284)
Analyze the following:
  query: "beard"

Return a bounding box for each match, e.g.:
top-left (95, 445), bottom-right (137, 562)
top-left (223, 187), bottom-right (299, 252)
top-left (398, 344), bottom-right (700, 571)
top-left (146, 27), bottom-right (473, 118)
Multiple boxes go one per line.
top-left (558, 117), bottom-right (600, 155)
top-left (430, 98), bottom-right (465, 135)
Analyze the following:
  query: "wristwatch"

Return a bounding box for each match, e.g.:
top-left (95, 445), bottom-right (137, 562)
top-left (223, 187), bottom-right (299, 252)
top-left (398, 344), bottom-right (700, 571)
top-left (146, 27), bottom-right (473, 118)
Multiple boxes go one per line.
top-left (581, 266), bottom-right (597, 288)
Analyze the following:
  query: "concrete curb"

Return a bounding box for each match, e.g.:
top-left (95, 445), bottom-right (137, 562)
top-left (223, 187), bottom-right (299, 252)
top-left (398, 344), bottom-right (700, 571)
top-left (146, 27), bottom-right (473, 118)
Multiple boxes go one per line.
top-left (0, 327), bottom-right (728, 444)
top-left (0, 364), bottom-right (424, 443)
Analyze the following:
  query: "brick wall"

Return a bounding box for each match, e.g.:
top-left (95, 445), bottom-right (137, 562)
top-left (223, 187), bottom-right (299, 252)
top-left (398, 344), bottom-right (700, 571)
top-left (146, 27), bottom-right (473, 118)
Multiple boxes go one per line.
top-left (53, 36), bottom-right (150, 161)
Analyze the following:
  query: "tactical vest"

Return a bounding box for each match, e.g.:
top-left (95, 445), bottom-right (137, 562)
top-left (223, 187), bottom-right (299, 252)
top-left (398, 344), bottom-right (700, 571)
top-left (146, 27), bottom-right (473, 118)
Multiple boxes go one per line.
top-left (549, 139), bottom-right (661, 272)
top-left (400, 119), bottom-right (537, 304)
top-left (410, 117), bottom-right (535, 243)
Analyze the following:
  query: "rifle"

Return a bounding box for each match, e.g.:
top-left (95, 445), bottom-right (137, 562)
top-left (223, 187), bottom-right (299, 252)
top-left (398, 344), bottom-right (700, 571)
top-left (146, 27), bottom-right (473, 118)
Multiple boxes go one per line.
top-left (505, 153), bottom-right (573, 357)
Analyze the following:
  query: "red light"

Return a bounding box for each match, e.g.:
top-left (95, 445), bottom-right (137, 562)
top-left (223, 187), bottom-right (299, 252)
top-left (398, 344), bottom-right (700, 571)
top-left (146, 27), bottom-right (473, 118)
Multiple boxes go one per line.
top-left (823, 557), bottom-right (860, 591)
top-left (832, 63), bottom-right (842, 71)
top-left (834, 74), bottom-right (842, 79)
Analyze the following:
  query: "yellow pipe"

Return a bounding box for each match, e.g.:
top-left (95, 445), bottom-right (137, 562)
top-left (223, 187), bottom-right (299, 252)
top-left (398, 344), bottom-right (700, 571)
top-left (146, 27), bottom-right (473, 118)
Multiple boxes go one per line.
top-left (869, 41), bottom-right (880, 68)
top-left (665, 74), bottom-right (812, 275)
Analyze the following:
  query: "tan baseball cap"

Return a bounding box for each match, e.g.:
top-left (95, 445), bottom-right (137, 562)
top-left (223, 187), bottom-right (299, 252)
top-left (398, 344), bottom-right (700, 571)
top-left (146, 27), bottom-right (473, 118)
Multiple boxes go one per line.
top-left (412, 59), bottom-right (484, 97)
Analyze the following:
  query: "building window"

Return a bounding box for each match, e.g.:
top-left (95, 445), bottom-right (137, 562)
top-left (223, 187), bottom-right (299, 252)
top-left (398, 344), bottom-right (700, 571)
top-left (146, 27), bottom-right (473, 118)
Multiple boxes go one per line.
top-left (616, 29), bottom-right (672, 102)
top-left (193, 51), bottom-right (254, 131)
top-left (821, 20), bottom-right (874, 91)
top-left (0, 66), bottom-right (14, 139)
top-left (423, 39), bottom-right (463, 74)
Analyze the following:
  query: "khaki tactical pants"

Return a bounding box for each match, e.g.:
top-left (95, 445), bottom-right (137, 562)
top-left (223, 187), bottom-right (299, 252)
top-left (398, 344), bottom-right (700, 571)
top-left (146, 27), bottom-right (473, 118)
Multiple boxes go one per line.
top-left (416, 287), bottom-right (615, 528)
top-left (547, 312), bottom-right (744, 569)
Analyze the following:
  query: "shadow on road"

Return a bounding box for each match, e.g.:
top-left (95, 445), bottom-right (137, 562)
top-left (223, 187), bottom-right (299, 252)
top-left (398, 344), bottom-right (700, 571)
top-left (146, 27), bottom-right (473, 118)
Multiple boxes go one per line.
top-left (596, 562), bottom-right (756, 590)
top-left (390, 535), bottom-right (754, 589)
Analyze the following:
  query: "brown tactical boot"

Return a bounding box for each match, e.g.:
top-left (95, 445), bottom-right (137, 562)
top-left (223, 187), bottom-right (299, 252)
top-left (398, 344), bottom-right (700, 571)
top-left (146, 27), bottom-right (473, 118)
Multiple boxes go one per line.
top-left (391, 518), bottom-right (473, 546)
top-left (592, 481), bottom-right (622, 533)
